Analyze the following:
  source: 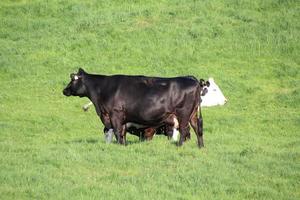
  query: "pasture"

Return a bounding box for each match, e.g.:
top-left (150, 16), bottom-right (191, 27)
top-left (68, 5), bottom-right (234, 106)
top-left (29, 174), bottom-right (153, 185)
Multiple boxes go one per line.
top-left (0, 0), bottom-right (299, 199)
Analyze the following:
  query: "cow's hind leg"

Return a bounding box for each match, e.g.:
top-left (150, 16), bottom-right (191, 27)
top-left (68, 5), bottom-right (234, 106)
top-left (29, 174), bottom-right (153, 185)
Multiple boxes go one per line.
top-left (178, 121), bottom-right (190, 146)
top-left (190, 113), bottom-right (204, 148)
top-left (189, 108), bottom-right (204, 148)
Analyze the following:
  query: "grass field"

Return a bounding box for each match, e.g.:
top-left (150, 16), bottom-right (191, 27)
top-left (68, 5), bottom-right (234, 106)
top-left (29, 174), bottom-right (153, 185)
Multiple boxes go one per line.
top-left (0, 0), bottom-right (299, 199)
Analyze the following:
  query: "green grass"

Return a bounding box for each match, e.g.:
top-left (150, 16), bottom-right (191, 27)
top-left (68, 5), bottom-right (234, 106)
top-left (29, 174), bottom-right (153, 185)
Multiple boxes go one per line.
top-left (0, 0), bottom-right (299, 199)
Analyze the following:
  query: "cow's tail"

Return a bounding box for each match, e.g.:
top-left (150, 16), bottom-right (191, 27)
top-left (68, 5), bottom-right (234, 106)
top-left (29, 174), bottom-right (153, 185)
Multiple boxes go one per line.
top-left (197, 79), bottom-right (207, 148)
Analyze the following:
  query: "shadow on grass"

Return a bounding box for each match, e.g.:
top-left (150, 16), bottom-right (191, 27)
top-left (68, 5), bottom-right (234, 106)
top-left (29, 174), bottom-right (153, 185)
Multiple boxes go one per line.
top-left (64, 136), bottom-right (178, 146)
top-left (126, 140), bottom-right (145, 145)
top-left (64, 137), bottom-right (144, 146)
top-left (65, 138), bottom-right (99, 144)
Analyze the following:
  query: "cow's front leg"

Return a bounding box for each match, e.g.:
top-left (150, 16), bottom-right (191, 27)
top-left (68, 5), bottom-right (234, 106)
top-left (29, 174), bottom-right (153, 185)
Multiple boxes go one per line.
top-left (103, 127), bottom-right (114, 143)
top-left (112, 123), bottom-right (123, 144)
top-left (112, 124), bottom-right (126, 145)
top-left (99, 113), bottom-right (114, 143)
top-left (111, 111), bottom-right (126, 145)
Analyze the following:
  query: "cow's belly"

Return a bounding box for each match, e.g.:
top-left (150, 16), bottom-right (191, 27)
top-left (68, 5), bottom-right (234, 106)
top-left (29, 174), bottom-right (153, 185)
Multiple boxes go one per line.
top-left (125, 114), bottom-right (179, 129)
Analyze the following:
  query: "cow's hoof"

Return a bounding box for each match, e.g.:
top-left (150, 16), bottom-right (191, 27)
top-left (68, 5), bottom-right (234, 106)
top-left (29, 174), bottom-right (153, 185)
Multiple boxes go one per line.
top-left (177, 142), bottom-right (183, 147)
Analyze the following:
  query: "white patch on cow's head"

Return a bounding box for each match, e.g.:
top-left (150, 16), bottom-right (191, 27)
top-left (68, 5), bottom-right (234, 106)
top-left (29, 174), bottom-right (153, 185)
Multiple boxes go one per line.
top-left (74, 75), bottom-right (79, 80)
top-left (201, 78), bottom-right (227, 107)
top-left (201, 85), bottom-right (209, 95)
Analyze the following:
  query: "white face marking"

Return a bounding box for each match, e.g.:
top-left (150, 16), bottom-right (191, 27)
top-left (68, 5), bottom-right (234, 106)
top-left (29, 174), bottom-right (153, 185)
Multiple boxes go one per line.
top-left (201, 78), bottom-right (227, 107)
top-left (74, 75), bottom-right (79, 80)
top-left (203, 86), bottom-right (209, 92)
top-left (172, 128), bottom-right (179, 141)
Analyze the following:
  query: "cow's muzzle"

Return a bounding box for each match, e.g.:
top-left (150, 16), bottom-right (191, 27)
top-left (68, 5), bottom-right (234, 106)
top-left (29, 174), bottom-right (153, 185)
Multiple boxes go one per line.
top-left (63, 88), bottom-right (71, 96)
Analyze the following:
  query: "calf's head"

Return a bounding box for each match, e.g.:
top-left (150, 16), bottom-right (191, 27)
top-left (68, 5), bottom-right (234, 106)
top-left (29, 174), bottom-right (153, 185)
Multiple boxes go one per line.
top-left (63, 68), bottom-right (87, 97)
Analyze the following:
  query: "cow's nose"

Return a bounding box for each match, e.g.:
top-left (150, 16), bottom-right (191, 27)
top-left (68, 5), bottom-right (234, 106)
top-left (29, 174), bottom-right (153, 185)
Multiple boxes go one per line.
top-left (63, 89), bottom-right (70, 96)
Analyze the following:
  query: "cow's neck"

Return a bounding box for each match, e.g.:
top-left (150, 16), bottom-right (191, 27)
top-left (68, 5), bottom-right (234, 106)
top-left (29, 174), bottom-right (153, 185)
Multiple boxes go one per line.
top-left (84, 74), bottom-right (108, 116)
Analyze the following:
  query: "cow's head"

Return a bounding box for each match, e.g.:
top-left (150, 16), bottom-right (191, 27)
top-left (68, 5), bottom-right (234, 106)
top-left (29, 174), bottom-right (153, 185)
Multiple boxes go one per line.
top-left (201, 78), bottom-right (227, 107)
top-left (63, 68), bottom-right (87, 97)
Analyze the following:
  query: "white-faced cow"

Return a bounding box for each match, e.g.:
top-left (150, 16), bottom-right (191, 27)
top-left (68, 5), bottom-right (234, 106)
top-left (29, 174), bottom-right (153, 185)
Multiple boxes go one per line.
top-left (201, 78), bottom-right (227, 107)
top-left (63, 68), bottom-right (209, 148)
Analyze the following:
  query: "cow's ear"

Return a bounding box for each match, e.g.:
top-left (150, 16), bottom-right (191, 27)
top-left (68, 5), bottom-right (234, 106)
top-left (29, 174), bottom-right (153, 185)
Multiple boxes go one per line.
top-left (206, 80), bottom-right (210, 87)
top-left (70, 73), bottom-right (75, 79)
top-left (70, 73), bottom-right (80, 80)
top-left (78, 68), bottom-right (86, 75)
top-left (199, 79), bottom-right (205, 87)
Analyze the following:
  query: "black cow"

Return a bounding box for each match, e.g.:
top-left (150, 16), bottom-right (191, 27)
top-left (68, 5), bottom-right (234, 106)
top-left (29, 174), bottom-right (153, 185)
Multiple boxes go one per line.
top-left (63, 68), bottom-right (207, 148)
top-left (82, 79), bottom-right (210, 142)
